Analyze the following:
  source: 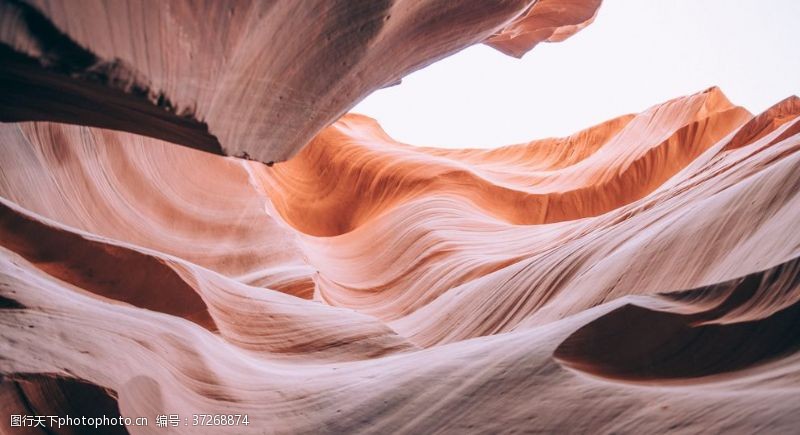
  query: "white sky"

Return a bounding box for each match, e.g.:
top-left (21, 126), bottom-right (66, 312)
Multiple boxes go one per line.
top-left (352, 0), bottom-right (800, 149)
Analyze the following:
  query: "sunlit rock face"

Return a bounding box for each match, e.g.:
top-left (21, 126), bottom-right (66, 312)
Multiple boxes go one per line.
top-left (2, 1), bottom-right (800, 434)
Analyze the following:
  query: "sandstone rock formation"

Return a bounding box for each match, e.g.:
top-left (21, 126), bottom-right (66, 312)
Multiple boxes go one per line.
top-left (0, 0), bottom-right (599, 163)
top-left (2, 1), bottom-right (800, 434)
top-left (2, 86), bottom-right (799, 433)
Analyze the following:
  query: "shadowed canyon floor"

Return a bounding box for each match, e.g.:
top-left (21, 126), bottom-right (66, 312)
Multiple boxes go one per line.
top-left (2, 0), bottom-right (800, 433)
top-left (1, 86), bottom-right (799, 433)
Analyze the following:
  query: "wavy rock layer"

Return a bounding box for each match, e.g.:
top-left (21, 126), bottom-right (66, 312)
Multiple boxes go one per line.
top-left (0, 0), bottom-right (601, 163)
top-left (1, 87), bottom-right (800, 433)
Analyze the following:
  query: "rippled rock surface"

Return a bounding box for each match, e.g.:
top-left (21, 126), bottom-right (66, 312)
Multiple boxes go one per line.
top-left (2, 1), bottom-right (800, 434)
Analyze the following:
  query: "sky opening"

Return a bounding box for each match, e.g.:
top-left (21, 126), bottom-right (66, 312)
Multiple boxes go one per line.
top-left (352, 0), bottom-right (800, 149)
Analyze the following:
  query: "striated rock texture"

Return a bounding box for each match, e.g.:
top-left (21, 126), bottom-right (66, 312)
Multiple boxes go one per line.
top-left (2, 1), bottom-right (800, 434)
top-left (1, 84), bottom-right (800, 433)
top-left (0, 0), bottom-right (600, 163)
